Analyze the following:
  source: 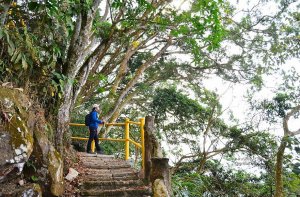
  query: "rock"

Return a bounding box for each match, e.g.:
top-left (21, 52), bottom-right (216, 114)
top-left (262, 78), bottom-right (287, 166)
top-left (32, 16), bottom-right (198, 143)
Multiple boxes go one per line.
top-left (65, 168), bottom-right (79, 181)
top-left (48, 147), bottom-right (64, 196)
top-left (0, 87), bottom-right (34, 183)
top-left (0, 87), bottom-right (64, 196)
top-left (33, 122), bottom-right (64, 196)
top-left (19, 179), bottom-right (25, 186)
top-left (0, 182), bottom-right (42, 197)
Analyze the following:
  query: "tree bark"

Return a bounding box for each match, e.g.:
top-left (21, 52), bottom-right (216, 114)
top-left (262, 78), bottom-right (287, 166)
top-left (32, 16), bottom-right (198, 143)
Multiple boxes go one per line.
top-left (274, 104), bottom-right (300, 197)
top-left (144, 116), bottom-right (155, 183)
top-left (274, 137), bottom-right (287, 197)
top-left (54, 0), bottom-right (105, 154)
top-left (55, 82), bottom-right (73, 154)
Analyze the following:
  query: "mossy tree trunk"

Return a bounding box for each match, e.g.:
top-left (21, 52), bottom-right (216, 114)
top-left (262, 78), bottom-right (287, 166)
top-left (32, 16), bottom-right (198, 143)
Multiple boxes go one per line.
top-left (274, 105), bottom-right (300, 197)
top-left (54, 0), bottom-right (110, 154)
top-left (274, 137), bottom-right (287, 197)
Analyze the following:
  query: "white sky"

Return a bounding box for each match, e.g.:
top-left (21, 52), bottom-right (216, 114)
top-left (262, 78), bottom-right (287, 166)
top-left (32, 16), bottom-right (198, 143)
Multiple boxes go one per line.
top-left (203, 58), bottom-right (300, 133)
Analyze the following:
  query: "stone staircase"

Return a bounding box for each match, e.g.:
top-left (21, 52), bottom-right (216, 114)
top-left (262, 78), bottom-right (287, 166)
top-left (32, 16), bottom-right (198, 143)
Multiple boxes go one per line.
top-left (77, 152), bottom-right (152, 197)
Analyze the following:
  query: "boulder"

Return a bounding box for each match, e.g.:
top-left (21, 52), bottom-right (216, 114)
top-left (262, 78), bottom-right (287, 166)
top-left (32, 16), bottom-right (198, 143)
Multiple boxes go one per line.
top-left (0, 88), bottom-right (33, 183)
top-left (33, 118), bottom-right (64, 196)
top-left (0, 87), bottom-right (64, 196)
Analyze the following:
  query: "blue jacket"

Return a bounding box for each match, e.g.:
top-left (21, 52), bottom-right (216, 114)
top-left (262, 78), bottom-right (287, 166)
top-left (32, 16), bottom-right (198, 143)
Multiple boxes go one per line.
top-left (89, 111), bottom-right (104, 129)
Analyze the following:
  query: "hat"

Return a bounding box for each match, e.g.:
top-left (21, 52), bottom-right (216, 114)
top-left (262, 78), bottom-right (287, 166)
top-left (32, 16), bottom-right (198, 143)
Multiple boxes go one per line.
top-left (92, 104), bottom-right (100, 108)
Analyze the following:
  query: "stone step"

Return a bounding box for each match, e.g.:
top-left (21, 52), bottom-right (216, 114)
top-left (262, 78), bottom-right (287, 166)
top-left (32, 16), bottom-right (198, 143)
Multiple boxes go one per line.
top-left (82, 157), bottom-right (122, 162)
top-left (82, 162), bottom-right (131, 169)
top-left (82, 196), bottom-right (151, 197)
top-left (80, 174), bottom-right (139, 182)
top-left (78, 152), bottom-right (115, 158)
top-left (82, 169), bottom-right (138, 177)
top-left (81, 156), bottom-right (128, 162)
top-left (112, 171), bottom-right (139, 178)
top-left (82, 195), bottom-right (151, 197)
top-left (80, 179), bottom-right (144, 190)
top-left (82, 161), bottom-right (131, 167)
top-left (83, 168), bottom-right (111, 174)
top-left (80, 186), bottom-right (152, 197)
top-left (77, 152), bottom-right (150, 197)
top-left (80, 171), bottom-right (139, 180)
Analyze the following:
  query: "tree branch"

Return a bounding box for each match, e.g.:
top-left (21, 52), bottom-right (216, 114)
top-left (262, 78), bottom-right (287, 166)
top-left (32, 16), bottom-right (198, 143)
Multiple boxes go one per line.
top-left (283, 105), bottom-right (300, 136)
top-left (105, 36), bottom-right (173, 119)
top-left (100, 0), bottom-right (109, 21)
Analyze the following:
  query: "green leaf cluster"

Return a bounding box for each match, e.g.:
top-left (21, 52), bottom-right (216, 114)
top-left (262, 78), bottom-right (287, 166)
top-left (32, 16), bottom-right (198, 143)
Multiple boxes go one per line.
top-left (172, 160), bottom-right (275, 196)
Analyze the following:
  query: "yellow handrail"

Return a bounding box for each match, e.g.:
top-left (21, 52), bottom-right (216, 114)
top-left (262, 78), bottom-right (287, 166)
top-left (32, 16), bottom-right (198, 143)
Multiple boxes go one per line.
top-left (128, 121), bottom-right (141, 125)
top-left (125, 118), bottom-right (130, 160)
top-left (69, 117), bottom-right (145, 169)
top-left (71, 137), bottom-right (126, 142)
top-left (69, 122), bottom-right (125, 126)
top-left (129, 139), bottom-right (142, 148)
top-left (140, 118), bottom-right (145, 170)
top-left (69, 123), bottom-right (86, 126)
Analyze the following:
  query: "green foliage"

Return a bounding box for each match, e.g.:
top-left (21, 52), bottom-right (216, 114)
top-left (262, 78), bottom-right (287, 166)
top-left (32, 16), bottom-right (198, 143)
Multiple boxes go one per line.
top-left (284, 172), bottom-right (300, 196)
top-left (2, 1), bottom-right (299, 195)
top-left (31, 175), bottom-right (39, 182)
top-left (26, 160), bottom-right (37, 172)
top-left (172, 160), bottom-right (275, 197)
top-left (150, 88), bottom-right (209, 122)
top-left (129, 52), bottom-right (152, 73)
top-left (256, 92), bottom-right (293, 123)
top-left (0, 26), bottom-right (39, 78)
top-left (147, 85), bottom-right (282, 196)
top-left (93, 19), bottom-right (112, 39)
top-left (0, 0), bottom-right (77, 108)
top-left (170, 0), bottom-right (226, 62)
top-left (293, 163), bottom-right (300, 175)
top-left (51, 71), bottom-right (76, 98)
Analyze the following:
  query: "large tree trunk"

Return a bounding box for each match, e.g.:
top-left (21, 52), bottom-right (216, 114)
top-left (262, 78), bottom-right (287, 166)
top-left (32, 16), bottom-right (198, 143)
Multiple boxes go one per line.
top-left (53, 0), bottom-right (107, 154)
top-left (274, 137), bottom-right (287, 197)
top-left (55, 84), bottom-right (73, 154)
top-left (274, 105), bottom-right (300, 196)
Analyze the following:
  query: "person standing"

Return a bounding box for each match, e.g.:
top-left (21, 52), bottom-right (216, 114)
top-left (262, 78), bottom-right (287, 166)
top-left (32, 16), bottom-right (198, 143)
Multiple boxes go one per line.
top-left (87, 104), bottom-right (104, 154)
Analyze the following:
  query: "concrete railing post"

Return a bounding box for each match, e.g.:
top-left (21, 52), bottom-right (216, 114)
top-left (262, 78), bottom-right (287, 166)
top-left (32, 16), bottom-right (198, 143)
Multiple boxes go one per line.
top-left (144, 116), bottom-right (154, 183)
top-left (151, 158), bottom-right (171, 196)
top-left (144, 116), bottom-right (171, 196)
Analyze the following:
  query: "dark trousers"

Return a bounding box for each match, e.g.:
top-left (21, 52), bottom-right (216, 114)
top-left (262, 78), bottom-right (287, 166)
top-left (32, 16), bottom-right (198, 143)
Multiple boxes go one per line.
top-left (86, 128), bottom-right (102, 152)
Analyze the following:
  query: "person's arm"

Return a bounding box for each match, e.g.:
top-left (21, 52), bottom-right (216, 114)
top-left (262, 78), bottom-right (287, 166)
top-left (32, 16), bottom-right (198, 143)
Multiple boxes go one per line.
top-left (90, 112), bottom-right (103, 124)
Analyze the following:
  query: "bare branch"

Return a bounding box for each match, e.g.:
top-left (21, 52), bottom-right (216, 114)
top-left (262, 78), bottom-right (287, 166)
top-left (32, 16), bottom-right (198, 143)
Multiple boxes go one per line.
top-left (66, 14), bottom-right (82, 65)
top-left (100, 0), bottom-right (109, 21)
top-left (203, 105), bottom-right (216, 153)
top-left (171, 153), bottom-right (200, 174)
top-left (283, 105), bottom-right (300, 136)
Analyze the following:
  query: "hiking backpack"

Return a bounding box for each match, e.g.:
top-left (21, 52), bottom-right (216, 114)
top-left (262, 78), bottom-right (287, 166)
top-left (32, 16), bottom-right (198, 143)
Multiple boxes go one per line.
top-left (85, 113), bottom-right (91, 126)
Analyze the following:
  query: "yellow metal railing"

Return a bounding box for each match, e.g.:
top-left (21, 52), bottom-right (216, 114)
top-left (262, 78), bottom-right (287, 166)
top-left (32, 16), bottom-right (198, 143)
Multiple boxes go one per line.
top-left (70, 118), bottom-right (145, 169)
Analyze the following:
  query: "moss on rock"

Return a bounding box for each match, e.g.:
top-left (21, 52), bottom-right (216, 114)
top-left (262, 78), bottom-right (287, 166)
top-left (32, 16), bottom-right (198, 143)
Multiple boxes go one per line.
top-left (0, 87), bottom-right (64, 196)
top-left (0, 87), bottom-right (33, 171)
